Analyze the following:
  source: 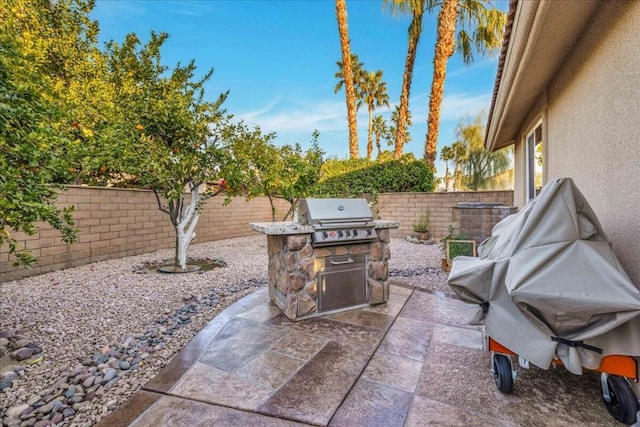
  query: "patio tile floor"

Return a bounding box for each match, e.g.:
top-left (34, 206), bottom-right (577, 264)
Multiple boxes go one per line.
top-left (97, 283), bottom-right (621, 426)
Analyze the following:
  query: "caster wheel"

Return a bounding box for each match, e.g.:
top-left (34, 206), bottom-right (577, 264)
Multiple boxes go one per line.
top-left (493, 353), bottom-right (514, 393)
top-left (602, 374), bottom-right (639, 425)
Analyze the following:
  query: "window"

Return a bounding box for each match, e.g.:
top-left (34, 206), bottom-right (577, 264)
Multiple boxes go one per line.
top-left (526, 124), bottom-right (543, 200)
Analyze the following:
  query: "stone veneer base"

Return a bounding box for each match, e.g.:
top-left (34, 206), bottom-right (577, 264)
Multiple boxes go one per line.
top-left (266, 229), bottom-right (393, 321)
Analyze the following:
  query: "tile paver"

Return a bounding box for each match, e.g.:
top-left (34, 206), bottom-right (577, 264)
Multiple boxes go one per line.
top-left (98, 283), bottom-right (623, 427)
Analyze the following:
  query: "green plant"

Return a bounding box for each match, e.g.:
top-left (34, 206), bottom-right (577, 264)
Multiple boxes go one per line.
top-left (412, 210), bottom-right (430, 232)
top-left (309, 155), bottom-right (434, 198)
top-left (440, 225), bottom-right (475, 259)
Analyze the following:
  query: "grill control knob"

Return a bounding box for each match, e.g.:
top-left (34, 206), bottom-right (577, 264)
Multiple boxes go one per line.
top-left (353, 229), bottom-right (358, 236)
top-left (322, 231), bottom-right (328, 239)
top-left (366, 228), bottom-right (372, 236)
top-left (345, 230), bottom-right (351, 237)
top-left (337, 230), bottom-right (344, 238)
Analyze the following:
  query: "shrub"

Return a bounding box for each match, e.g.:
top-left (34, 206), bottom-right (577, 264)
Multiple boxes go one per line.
top-left (309, 156), bottom-right (434, 198)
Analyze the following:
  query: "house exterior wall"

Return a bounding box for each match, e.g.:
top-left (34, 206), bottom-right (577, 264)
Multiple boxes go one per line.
top-left (510, 2), bottom-right (640, 285)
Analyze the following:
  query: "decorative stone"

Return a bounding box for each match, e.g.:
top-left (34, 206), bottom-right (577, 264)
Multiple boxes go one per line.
top-left (7, 404), bottom-right (30, 418)
top-left (298, 257), bottom-right (315, 279)
top-left (283, 252), bottom-right (296, 272)
top-left (347, 244), bottom-right (369, 255)
top-left (267, 235), bottom-right (285, 256)
top-left (368, 278), bottom-right (385, 304)
top-left (298, 243), bottom-right (313, 260)
top-left (287, 274), bottom-right (306, 293)
top-left (50, 413), bottom-right (64, 424)
top-left (37, 402), bottom-right (54, 414)
top-left (369, 261), bottom-right (389, 281)
top-left (102, 368), bottom-right (117, 383)
top-left (382, 243), bottom-right (391, 261)
top-left (286, 235), bottom-right (308, 251)
top-left (313, 247), bottom-right (331, 258)
top-left (297, 291), bottom-right (317, 317)
top-left (118, 360), bottom-right (130, 370)
top-left (369, 242), bottom-right (383, 261)
top-left (378, 228), bottom-right (390, 242)
top-left (11, 347), bottom-right (34, 361)
top-left (13, 339), bottom-right (31, 349)
top-left (0, 337), bottom-right (9, 347)
top-left (0, 329), bottom-right (14, 339)
top-left (65, 387), bottom-right (76, 398)
top-left (19, 406), bottom-right (35, 419)
top-left (332, 246), bottom-right (348, 256)
top-left (0, 377), bottom-right (14, 391)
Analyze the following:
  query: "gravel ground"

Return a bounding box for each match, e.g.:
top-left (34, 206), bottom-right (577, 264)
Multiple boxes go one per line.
top-left (0, 235), bottom-right (450, 426)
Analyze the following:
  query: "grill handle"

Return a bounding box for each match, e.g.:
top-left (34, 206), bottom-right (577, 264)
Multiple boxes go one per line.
top-left (330, 258), bottom-right (354, 265)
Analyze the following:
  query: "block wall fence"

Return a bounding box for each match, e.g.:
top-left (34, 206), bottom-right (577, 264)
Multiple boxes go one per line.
top-left (376, 191), bottom-right (514, 239)
top-left (1, 186), bottom-right (513, 283)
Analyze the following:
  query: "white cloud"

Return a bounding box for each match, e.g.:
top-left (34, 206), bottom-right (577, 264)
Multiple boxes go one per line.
top-left (235, 98), bottom-right (385, 135)
top-left (440, 92), bottom-right (491, 121)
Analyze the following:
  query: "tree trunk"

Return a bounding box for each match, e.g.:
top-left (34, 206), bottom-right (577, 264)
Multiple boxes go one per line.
top-left (367, 105), bottom-right (374, 160)
top-left (444, 160), bottom-right (450, 191)
top-left (336, 0), bottom-right (359, 158)
top-left (394, 0), bottom-right (424, 159)
top-left (174, 186), bottom-right (202, 270)
top-left (424, 0), bottom-right (458, 167)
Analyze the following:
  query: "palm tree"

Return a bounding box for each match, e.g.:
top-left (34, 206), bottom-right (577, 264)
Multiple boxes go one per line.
top-left (334, 53), bottom-right (365, 94)
top-left (423, 0), bottom-right (505, 167)
top-left (439, 144), bottom-right (454, 191)
top-left (358, 70), bottom-right (390, 160)
top-left (335, 0), bottom-right (359, 158)
top-left (451, 140), bottom-right (467, 190)
top-left (372, 115), bottom-right (388, 159)
top-left (389, 105), bottom-right (412, 147)
top-left (383, 0), bottom-right (426, 159)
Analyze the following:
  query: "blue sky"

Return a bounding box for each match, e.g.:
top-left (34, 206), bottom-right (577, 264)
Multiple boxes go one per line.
top-left (91, 0), bottom-right (505, 177)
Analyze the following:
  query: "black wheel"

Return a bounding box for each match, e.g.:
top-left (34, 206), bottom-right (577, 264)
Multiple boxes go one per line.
top-left (601, 374), bottom-right (639, 425)
top-left (493, 353), bottom-right (513, 393)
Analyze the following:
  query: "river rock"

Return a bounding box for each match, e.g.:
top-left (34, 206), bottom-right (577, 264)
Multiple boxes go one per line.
top-left (0, 329), bottom-right (14, 339)
top-left (12, 339), bottom-right (31, 349)
top-left (11, 347), bottom-right (35, 361)
top-left (7, 403), bottom-right (30, 418)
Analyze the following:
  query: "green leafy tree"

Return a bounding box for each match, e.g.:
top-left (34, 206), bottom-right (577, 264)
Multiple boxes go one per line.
top-left (0, 24), bottom-right (78, 266)
top-left (451, 140), bottom-right (467, 190)
top-left (105, 32), bottom-right (233, 271)
top-left (359, 70), bottom-right (390, 160)
top-left (455, 113), bottom-right (510, 190)
top-left (7, 0), bottom-right (116, 185)
top-left (225, 126), bottom-right (324, 221)
top-left (423, 0), bottom-right (505, 167)
top-left (383, 0), bottom-right (426, 158)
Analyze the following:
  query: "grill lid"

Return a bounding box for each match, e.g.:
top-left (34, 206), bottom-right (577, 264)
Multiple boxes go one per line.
top-left (297, 198), bottom-right (373, 226)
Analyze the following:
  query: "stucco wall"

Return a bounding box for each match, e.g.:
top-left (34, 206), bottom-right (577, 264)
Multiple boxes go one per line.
top-left (511, 2), bottom-right (640, 285)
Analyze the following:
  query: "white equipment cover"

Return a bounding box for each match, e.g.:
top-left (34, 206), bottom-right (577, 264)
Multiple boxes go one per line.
top-left (448, 178), bottom-right (640, 374)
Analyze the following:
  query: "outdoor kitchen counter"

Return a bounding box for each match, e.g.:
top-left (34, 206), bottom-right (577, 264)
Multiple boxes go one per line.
top-left (249, 220), bottom-right (399, 235)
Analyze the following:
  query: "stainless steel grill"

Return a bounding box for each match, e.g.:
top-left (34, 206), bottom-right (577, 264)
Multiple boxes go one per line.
top-left (297, 198), bottom-right (377, 247)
